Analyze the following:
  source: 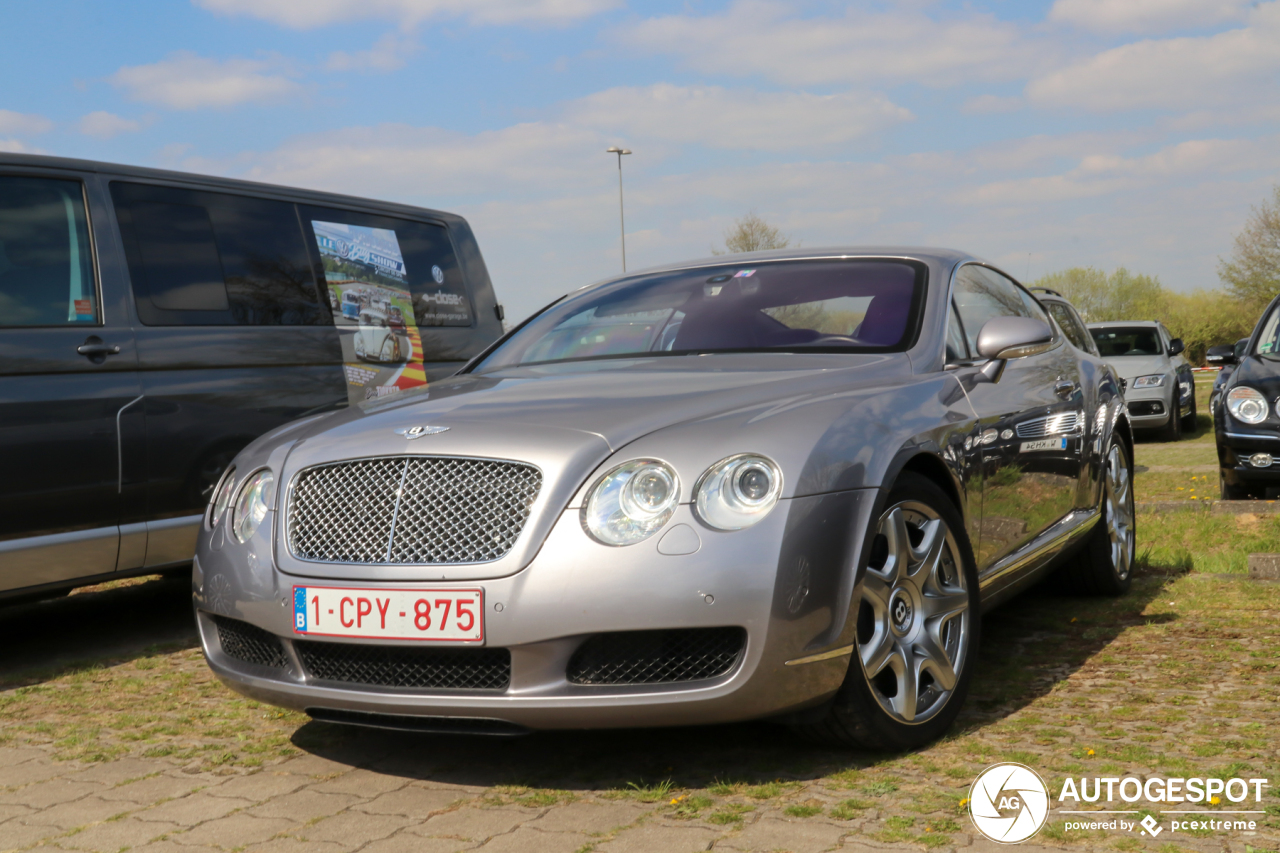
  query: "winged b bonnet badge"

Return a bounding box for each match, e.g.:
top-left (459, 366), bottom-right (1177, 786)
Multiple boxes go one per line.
top-left (396, 425), bottom-right (450, 440)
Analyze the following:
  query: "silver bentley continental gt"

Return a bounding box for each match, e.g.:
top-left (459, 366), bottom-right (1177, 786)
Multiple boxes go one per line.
top-left (195, 248), bottom-right (1134, 749)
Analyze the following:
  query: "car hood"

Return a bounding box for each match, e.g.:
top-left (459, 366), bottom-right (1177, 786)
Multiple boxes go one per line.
top-left (1105, 355), bottom-right (1169, 380)
top-left (289, 352), bottom-right (911, 454)
top-left (1228, 355), bottom-right (1280, 401)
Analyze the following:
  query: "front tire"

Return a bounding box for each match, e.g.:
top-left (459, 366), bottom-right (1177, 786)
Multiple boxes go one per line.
top-left (1161, 396), bottom-right (1182, 442)
top-left (1220, 470), bottom-right (1252, 500)
top-left (1180, 385), bottom-right (1197, 433)
top-left (1058, 438), bottom-right (1135, 595)
top-left (793, 472), bottom-right (979, 751)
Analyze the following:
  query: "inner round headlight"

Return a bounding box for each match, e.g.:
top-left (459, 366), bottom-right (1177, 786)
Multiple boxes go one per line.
top-left (695, 454), bottom-right (783, 530)
top-left (1227, 386), bottom-right (1269, 424)
top-left (582, 459), bottom-right (680, 546)
top-left (208, 466), bottom-right (236, 529)
top-left (232, 470), bottom-right (275, 544)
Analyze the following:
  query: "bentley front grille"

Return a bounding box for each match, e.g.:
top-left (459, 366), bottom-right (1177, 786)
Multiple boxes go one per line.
top-left (296, 641), bottom-right (511, 691)
top-left (287, 456), bottom-right (542, 565)
top-left (214, 616), bottom-right (288, 669)
top-left (1016, 411), bottom-right (1082, 439)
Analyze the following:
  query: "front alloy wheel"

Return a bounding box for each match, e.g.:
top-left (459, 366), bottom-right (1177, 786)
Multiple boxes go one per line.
top-left (857, 502), bottom-right (970, 725)
top-left (1056, 436), bottom-right (1134, 595)
top-left (792, 472), bottom-right (979, 750)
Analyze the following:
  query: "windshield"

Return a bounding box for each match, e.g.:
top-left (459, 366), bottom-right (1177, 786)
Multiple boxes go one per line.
top-left (1090, 326), bottom-right (1162, 357)
top-left (1255, 303), bottom-right (1280, 357)
top-left (473, 259), bottom-right (924, 372)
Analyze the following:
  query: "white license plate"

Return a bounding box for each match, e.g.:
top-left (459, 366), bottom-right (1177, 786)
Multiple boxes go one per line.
top-left (292, 586), bottom-right (484, 642)
top-left (1019, 437), bottom-right (1068, 453)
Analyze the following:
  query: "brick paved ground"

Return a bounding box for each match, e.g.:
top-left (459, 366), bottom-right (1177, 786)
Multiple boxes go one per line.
top-left (2, 566), bottom-right (1278, 853)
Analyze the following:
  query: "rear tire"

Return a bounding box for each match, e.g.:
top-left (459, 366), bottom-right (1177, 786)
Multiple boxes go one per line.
top-left (791, 472), bottom-right (979, 751)
top-left (1180, 388), bottom-right (1197, 433)
top-left (1057, 438), bottom-right (1134, 596)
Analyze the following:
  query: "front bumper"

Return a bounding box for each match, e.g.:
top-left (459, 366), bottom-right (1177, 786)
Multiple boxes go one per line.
top-left (1216, 426), bottom-right (1280, 488)
top-left (194, 489), bottom-right (877, 730)
top-left (1124, 386), bottom-right (1174, 428)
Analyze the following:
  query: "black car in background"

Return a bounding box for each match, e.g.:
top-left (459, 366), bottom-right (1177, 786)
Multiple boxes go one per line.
top-left (1211, 294), bottom-right (1280, 499)
top-left (0, 154), bottom-right (505, 602)
top-left (1207, 337), bottom-right (1249, 412)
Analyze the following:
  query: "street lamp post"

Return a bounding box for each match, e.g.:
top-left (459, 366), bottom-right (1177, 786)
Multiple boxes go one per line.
top-left (606, 146), bottom-right (631, 271)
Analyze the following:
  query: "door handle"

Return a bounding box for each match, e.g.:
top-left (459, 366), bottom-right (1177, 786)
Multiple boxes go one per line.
top-left (1054, 380), bottom-right (1077, 398)
top-left (77, 336), bottom-right (121, 363)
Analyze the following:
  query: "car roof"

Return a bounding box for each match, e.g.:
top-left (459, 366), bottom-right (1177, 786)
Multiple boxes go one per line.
top-left (622, 246), bottom-right (973, 278)
top-left (0, 152), bottom-right (465, 225)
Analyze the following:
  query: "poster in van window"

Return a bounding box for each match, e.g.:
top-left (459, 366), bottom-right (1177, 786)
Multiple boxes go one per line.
top-left (312, 220), bottom-right (427, 404)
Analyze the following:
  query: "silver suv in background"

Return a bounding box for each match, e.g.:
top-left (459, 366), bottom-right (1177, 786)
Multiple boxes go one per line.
top-left (1088, 320), bottom-right (1194, 441)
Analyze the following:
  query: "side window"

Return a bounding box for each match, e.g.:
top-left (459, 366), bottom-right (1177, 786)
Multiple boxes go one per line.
top-left (298, 206), bottom-right (472, 330)
top-left (0, 176), bottom-right (97, 327)
top-left (1047, 302), bottom-right (1090, 352)
top-left (112, 182), bottom-right (326, 326)
top-left (946, 301), bottom-right (969, 362)
top-left (952, 265), bottom-right (1033, 355)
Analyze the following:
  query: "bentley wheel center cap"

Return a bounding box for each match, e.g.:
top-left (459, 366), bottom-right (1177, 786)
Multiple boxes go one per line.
top-left (890, 590), bottom-right (914, 635)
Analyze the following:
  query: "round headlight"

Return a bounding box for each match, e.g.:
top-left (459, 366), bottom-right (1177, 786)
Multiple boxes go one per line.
top-left (1227, 386), bottom-right (1269, 424)
top-left (208, 466), bottom-right (236, 528)
top-left (694, 454), bottom-right (783, 530)
top-left (231, 470), bottom-right (275, 544)
top-left (582, 459), bottom-right (680, 546)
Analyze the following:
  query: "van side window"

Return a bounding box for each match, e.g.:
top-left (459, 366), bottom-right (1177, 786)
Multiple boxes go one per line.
top-left (0, 176), bottom-right (97, 327)
top-left (112, 182), bottom-right (326, 326)
top-left (298, 206), bottom-right (473, 329)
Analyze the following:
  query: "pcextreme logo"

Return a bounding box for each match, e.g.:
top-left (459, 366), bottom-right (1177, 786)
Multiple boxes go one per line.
top-left (969, 763), bottom-right (1051, 844)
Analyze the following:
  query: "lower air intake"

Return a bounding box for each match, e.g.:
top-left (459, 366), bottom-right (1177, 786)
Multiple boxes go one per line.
top-left (214, 616), bottom-right (288, 669)
top-left (566, 627), bottom-right (747, 685)
top-left (296, 641), bottom-right (510, 691)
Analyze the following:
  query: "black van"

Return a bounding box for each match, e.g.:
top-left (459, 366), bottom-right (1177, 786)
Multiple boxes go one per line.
top-left (0, 154), bottom-right (505, 601)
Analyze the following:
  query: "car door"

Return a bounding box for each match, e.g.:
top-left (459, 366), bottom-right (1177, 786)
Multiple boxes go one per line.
top-left (949, 264), bottom-right (1086, 572)
top-left (0, 171), bottom-right (144, 592)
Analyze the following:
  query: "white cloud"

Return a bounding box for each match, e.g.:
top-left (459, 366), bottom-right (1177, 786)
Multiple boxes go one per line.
top-left (1048, 0), bottom-right (1253, 34)
top-left (77, 111), bottom-right (144, 139)
top-left (327, 33), bottom-right (418, 72)
top-left (615, 1), bottom-right (1047, 87)
top-left (564, 84), bottom-right (912, 151)
top-left (195, 0), bottom-right (619, 28)
top-left (1027, 3), bottom-right (1280, 112)
top-left (0, 109), bottom-right (53, 136)
top-left (0, 138), bottom-right (43, 154)
top-left (110, 52), bottom-right (301, 109)
top-left (962, 94), bottom-right (1023, 115)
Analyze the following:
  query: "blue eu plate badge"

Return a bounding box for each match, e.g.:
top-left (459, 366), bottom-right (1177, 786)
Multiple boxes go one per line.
top-left (294, 587), bottom-right (308, 631)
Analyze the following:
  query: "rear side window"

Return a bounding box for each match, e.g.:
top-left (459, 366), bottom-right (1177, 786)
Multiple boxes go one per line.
top-left (112, 182), bottom-right (326, 326)
top-left (1046, 301), bottom-right (1091, 352)
top-left (0, 176), bottom-right (96, 327)
top-left (298, 205), bottom-right (472, 329)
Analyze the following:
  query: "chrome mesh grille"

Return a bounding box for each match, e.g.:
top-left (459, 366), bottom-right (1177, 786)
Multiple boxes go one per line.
top-left (214, 616), bottom-right (288, 669)
top-left (1016, 411), bottom-right (1082, 439)
top-left (288, 456), bottom-right (542, 565)
top-left (296, 641), bottom-right (511, 690)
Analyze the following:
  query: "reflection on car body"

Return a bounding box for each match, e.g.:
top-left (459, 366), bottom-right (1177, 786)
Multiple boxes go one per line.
top-left (197, 248), bottom-right (1133, 750)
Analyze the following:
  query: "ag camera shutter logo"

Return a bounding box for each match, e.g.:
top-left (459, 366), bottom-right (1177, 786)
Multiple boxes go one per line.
top-left (969, 763), bottom-right (1050, 843)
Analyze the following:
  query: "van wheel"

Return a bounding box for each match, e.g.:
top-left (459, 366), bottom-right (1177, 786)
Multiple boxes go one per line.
top-left (1057, 438), bottom-right (1134, 595)
top-left (792, 472), bottom-right (979, 750)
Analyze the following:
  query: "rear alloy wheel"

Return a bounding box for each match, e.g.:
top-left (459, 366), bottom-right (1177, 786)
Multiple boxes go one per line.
top-left (1058, 438), bottom-right (1135, 595)
top-left (794, 472), bottom-right (979, 750)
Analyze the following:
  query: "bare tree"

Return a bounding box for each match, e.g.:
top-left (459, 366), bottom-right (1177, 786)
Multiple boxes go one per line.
top-left (713, 211), bottom-right (792, 254)
top-left (1219, 185), bottom-right (1280, 313)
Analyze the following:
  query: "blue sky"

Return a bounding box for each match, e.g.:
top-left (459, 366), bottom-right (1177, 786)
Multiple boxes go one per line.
top-left (3, 0), bottom-right (1279, 322)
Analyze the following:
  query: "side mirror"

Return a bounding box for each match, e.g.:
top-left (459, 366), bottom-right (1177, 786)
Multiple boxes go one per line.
top-left (973, 317), bottom-right (1054, 383)
top-left (1206, 344), bottom-right (1236, 366)
top-left (1168, 338), bottom-right (1185, 356)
